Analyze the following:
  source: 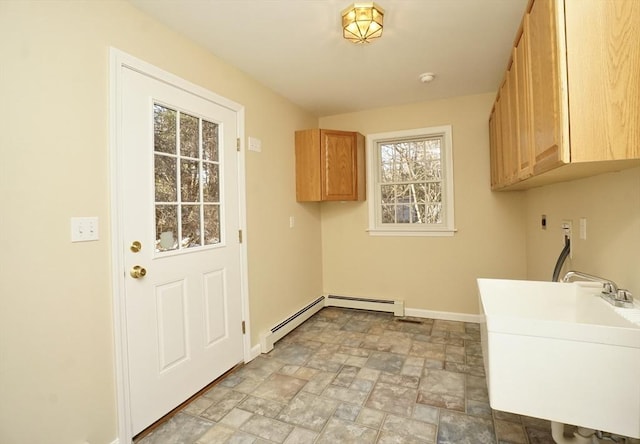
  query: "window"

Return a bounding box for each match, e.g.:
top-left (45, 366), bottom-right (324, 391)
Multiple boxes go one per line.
top-left (366, 126), bottom-right (455, 236)
top-left (153, 103), bottom-right (222, 253)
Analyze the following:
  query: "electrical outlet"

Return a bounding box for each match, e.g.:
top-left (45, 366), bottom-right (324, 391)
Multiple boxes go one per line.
top-left (561, 220), bottom-right (572, 258)
top-left (579, 217), bottom-right (587, 240)
top-left (248, 136), bottom-right (262, 152)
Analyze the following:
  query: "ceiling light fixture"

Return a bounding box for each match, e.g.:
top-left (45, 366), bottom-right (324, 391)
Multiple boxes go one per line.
top-left (342, 2), bottom-right (384, 44)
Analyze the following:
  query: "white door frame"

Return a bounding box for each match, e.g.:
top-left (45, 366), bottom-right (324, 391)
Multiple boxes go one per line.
top-left (109, 48), bottom-right (252, 444)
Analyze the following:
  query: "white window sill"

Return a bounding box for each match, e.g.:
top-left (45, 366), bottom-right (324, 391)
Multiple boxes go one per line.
top-left (366, 228), bottom-right (457, 237)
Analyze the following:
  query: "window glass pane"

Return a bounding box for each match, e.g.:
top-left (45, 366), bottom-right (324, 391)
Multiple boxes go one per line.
top-left (426, 183), bottom-right (442, 203)
top-left (204, 205), bottom-right (221, 245)
top-left (181, 204), bottom-right (201, 248)
top-left (392, 147), bottom-right (406, 182)
top-left (412, 141), bottom-right (425, 161)
top-left (154, 106), bottom-right (227, 250)
top-left (406, 144), bottom-right (426, 181)
top-left (203, 120), bottom-right (219, 162)
top-left (426, 203), bottom-right (442, 224)
top-left (380, 185), bottom-right (395, 205)
top-left (155, 205), bottom-right (178, 252)
top-left (154, 105), bottom-right (177, 154)
top-left (411, 204), bottom-right (426, 224)
top-left (202, 162), bottom-right (220, 202)
top-left (379, 144), bottom-right (394, 182)
top-left (425, 160), bottom-right (442, 180)
top-left (180, 112), bottom-right (199, 158)
top-left (426, 139), bottom-right (441, 159)
top-left (412, 183), bottom-right (426, 204)
top-left (181, 159), bottom-right (200, 203)
top-left (154, 154), bottom-right (177, 202)
top-left (369, 128), bottom-right (453, 233)
top-left (396, 205), bottom-right (411, 223)
top-left (381, 205), bottom-right (395, 224)
top-left (396, 184), bottom-right (411, 204)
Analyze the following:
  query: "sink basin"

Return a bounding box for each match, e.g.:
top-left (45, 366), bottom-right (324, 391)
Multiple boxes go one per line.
top-left (477, 278), bottom-right (640, 438)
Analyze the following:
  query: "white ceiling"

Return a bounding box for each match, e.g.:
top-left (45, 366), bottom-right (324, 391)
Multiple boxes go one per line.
top-left (128, 0), bottom-right (528, 117)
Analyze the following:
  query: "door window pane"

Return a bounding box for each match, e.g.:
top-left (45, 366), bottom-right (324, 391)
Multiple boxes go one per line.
top-left (154, 105), bottom-right (177, 154)
top-left (202, 163), bottom-right (219, 202)
top-left (155, 205), bottom-right (178, 252)
top-left (181, 205), bottom-right (201, 248)
top-left (204, 205), bottom-right (220, 245)
top-left (180, 159), bottom-right (200, 203)
top-left (203, 120), bottom-right (219, 161)
top-left (180, 112), bottom-right (199, 158)
top-left (155, 154), bottom-right (177, 202)
top-left (153, 103), bottom-right (223, 253)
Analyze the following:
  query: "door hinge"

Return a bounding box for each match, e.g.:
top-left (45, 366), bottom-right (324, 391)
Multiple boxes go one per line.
top-left (236, 138), bottom-right (241, 152)
top-left (242, 321), bottom-right (246, 334)
top-left (238, 229), bottom-right (243, 243)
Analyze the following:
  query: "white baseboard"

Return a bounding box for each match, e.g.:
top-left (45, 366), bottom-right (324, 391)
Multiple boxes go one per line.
top-left (247, 344), bottom-right (261, 361)
top-left (405, 307), bottom-right (481, 323)
top-left (257, 297), bottom-right (480, 357)
top-left (110, 439), bottom-right (119, 444)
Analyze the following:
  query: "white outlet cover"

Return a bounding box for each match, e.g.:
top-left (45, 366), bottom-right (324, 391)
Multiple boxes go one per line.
top-left (579, 217), bottom-right (587, 240)
top-left (248, 136), bottom-right (262, 152)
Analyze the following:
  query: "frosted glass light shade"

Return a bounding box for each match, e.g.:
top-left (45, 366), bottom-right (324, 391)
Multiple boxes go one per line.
top-left (342, 2), bottom-right (384, 43)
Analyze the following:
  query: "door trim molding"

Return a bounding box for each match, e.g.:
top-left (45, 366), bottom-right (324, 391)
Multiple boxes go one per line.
top-left (109, 48), bottom-right (251, 444)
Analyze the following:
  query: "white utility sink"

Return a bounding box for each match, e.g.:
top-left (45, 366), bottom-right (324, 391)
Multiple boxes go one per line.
top-left (477, 278), bottom-right (640, 438)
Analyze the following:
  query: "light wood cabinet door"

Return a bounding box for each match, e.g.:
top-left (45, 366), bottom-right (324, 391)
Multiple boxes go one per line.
top-left (499, 79), bottom-right (514, 186)
top-left (506, 58), bottom-right (520, 184)
top-left (321, 129), bottom-right (362, 201)
top-left (295, 129), bottom-right (365, 202)
top-left (488, 107), bottom-right (500, 189)
top-left (529, 0), bottom-right (567, 174)
top-left (565, 0), bottom-right (640, 162)
top-left (488, 0), bottom-right (640, 191)
top-left (515, 15), bottom-right (533, 180)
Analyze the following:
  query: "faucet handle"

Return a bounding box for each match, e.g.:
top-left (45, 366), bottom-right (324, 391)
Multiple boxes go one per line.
top-left (616, 289), bottom-right (634, 303)
top-left (602, 282), bottom-right (616, 295)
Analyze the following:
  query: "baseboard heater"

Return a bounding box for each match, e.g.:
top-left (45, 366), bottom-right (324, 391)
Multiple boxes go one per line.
top-left (259, 296), bottom-right (325, 353)
top-left (325, 295), bottom-right (405, 316)
top-left (259, 294), bottom-right (405, 354)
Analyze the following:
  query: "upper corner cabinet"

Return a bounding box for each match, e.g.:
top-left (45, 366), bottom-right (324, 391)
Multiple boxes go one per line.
top-left (489, 0), bottom-right (640, 190)
top-left (295, 129), bottom-right (366, 202)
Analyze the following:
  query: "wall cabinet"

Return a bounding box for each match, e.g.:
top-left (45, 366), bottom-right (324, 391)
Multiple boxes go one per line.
top-left (295, 129), bottom-right (365, 202)
top-left (489, 0), bottom-right (640, 190)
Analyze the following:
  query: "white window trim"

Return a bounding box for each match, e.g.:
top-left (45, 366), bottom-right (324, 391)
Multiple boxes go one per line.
top-left (366, 125), bottom-right (456, 237)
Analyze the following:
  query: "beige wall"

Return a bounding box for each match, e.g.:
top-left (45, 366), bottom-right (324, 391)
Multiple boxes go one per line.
top-left (525, 167), bottom-right (640, 294)
top-left (318, 94), bottom-right (528, 314)
top-left (0, 2), bottom-right (321, 443)
top-left (3, 2), bottom-right (637, 443)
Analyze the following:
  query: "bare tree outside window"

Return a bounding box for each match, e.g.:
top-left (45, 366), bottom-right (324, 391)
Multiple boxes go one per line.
top-left (379, 137), bottom-right (443, 225)
top-left (367, 126), bottom-right (455, 236)
top-left (153, 104), bottom-right (221, 252)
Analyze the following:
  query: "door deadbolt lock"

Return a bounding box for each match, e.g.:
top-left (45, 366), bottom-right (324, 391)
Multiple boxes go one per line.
top-left (130, 265), bottom-right (147, 279)
top-left (130, 241), bottom-right (142, 253)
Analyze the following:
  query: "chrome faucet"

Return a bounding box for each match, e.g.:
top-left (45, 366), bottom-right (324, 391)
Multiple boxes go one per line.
top-left (562, 271), bottom-right (634, 308)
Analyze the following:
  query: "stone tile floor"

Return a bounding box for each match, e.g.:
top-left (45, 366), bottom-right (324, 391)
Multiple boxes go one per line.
top-left (137, 307), bottom-right (559, 443)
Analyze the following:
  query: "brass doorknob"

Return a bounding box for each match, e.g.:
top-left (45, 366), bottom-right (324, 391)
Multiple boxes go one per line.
top-left (130, 265), bottom-right (147, 279)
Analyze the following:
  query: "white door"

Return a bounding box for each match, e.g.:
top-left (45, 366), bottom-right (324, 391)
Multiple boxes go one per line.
top-left (121, 67), bottom-right (244, 434)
